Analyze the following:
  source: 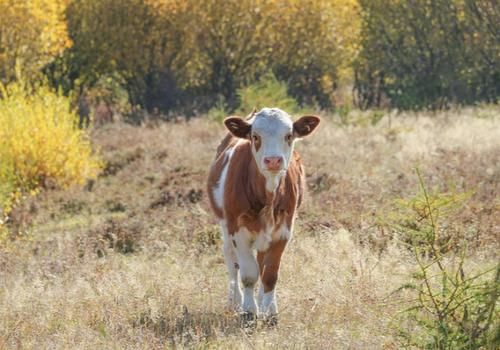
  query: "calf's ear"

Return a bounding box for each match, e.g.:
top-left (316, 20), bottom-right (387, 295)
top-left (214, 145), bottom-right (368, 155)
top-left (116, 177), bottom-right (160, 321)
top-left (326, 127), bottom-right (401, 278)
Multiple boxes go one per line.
top-left (293, 115), bottom-right (321, 138)
top-left (224, 117), bottom-right (251, 139)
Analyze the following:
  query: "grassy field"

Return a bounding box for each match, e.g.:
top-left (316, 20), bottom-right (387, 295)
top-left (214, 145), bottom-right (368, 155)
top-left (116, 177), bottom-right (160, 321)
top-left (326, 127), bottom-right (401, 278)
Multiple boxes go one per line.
top-left (1, 107), bottom-right (499, 349)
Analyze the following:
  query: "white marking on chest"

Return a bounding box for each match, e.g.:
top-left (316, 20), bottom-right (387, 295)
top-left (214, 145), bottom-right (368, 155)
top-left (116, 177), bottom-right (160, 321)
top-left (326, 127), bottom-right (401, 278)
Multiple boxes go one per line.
top-left (265, 172), bottom-right (285, 193)
top-left (255, 227), bottom-right (273, 252)
top-left (254, 222), bottom-right (291, 252)
top-left (272, 222), bottom-right (292, 241)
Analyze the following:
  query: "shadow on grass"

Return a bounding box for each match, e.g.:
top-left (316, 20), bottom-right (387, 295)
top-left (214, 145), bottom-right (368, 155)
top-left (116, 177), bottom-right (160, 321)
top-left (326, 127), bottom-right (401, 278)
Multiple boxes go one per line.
top-left (133, 306), bottom-right (248, 346)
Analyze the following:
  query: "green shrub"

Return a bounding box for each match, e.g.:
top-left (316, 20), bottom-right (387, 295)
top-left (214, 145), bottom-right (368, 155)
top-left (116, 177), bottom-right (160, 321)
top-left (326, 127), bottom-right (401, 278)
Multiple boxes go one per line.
top-left (207, 96), bottom-right (229, 123)
top-left (383, 169), bottom-right (499, 349)
top-left (236, 73), bottom-right (301, 115)
top-left (86, 72), bottom-right (131, 117)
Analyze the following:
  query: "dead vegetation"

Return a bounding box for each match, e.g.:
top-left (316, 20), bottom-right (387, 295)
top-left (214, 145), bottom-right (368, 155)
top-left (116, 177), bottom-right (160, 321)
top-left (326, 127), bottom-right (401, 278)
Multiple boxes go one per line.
top-left (1, 107), bottom-right (499, 349)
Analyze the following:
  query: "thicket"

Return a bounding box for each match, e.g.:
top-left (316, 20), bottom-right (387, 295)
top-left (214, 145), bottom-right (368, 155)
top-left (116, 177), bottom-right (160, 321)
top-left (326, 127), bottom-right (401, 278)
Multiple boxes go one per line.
top-left (355, 0), bottom-right (500, 110)
top-left (42, 0), bottom-right (360, 113)
top-left (0, 0), bottom-right (498, 115)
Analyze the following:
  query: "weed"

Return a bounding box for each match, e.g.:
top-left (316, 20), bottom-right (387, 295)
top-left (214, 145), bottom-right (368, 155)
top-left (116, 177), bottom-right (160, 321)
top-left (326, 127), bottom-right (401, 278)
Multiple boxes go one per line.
top-left (370, 110), bottom-right (385, 126)
top-left (337, 105), bottom-right (351, 125)
top-left (84, 218), bottom-right (143, 257)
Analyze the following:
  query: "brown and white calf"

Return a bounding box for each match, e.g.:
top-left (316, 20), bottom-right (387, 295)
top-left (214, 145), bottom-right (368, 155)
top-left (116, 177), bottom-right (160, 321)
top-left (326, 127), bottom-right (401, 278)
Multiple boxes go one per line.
top-left (207, 107), bottom-right (320, 320)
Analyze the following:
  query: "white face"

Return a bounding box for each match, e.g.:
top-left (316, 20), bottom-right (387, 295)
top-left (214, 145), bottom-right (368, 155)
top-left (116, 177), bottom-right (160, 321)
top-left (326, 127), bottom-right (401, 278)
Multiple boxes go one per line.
top-left (224, 107), bottom-right (320, 193)
top-left (249, 108), bottom-right (294, 176)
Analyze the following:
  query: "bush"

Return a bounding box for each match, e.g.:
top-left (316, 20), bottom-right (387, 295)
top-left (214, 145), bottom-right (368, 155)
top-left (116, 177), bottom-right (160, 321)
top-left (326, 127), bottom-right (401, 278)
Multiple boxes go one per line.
top-left (207, 96), bottom-right (229, 123)
top-left (0, 82), bottom-right (101, 236)
top-left (236, 73), bottom-right (301, 115)
top-left (86, 72), bottom-right (132, 117)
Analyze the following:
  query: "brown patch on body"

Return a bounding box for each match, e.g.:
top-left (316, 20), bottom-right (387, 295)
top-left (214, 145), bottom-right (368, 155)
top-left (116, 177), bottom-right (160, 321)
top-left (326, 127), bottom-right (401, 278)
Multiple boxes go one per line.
top-left (206, 134), bottom-right (240, 219)
top-left (217, 140), bottom-right (304, 236)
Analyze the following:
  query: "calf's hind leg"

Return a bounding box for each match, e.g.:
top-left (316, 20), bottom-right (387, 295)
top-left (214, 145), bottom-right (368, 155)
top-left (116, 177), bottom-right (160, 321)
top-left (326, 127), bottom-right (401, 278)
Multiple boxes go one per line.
top-left (221, 221), bottom-right (242, 310)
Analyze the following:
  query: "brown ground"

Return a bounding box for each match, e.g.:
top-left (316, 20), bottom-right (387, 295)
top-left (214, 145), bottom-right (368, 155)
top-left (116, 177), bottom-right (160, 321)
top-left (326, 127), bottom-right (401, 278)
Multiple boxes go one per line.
top-left (1, 107), bottom-right (499, 349)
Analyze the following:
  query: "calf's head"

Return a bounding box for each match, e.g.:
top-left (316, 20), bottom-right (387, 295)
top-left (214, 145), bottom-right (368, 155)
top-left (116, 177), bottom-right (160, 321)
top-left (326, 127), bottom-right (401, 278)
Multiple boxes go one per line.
top-left (224, 108), bottom-right (320, 191)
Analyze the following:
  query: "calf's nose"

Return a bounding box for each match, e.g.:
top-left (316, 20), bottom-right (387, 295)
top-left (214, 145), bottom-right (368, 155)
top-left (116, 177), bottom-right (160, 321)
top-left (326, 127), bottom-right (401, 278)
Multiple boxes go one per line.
top-left (263, 156), bottom-right (283, 171)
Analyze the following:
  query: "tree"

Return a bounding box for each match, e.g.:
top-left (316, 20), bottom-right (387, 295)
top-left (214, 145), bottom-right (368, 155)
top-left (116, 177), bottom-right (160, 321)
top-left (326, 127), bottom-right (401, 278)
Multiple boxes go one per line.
top-left (355, 0), bottom-right (500, 110)
top-left (0, 0), bottom-right (71, 84)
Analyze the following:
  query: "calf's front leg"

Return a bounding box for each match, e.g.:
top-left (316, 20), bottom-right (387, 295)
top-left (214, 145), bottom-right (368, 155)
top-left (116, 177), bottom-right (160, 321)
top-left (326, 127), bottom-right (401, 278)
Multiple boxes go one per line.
top-left (221, 221), bottom-right (242, 310)
top-left (257, 239), bottom-right (287, 322)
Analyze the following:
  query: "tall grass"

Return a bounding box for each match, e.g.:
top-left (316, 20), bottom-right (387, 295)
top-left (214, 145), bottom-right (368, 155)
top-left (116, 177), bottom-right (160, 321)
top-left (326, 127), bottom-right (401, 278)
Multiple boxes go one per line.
top-left (0, 107), bottom-right (498, 348)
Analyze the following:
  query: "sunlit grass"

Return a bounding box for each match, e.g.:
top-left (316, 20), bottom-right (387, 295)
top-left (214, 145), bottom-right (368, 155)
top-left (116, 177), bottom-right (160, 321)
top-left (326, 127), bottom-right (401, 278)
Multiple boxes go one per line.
top-left (0, 106), bottom-right (498, 348)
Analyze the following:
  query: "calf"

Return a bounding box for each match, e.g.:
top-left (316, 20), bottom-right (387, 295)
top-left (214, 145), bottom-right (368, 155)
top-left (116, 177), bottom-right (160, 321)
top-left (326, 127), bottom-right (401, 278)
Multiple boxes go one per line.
top-left (207, 108), bottom-right (320, 322)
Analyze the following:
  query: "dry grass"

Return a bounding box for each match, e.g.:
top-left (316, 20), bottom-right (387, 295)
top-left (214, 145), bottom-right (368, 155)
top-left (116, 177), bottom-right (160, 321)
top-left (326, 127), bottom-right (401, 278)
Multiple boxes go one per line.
top-left (1, 107), bottom-right (499, 349)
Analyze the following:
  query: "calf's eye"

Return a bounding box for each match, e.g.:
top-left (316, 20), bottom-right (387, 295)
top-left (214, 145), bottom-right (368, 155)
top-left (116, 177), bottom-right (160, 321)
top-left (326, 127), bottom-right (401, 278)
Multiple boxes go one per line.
top-left (285, 134), bottom-right (293, 142)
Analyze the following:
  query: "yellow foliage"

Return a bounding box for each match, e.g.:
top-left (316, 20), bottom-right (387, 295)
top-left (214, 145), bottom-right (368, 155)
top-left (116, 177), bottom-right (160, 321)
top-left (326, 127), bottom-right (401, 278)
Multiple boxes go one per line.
top-left (66, 0), bottom-right (361, 108)
top-left (269, 0), bottom-right (361, 105)
top-left (170, 0), bottom-right (361, 93)
top-left (0, 0), bottom-right (71, 83)
top-left (0, 82), bottom-right (101, 233)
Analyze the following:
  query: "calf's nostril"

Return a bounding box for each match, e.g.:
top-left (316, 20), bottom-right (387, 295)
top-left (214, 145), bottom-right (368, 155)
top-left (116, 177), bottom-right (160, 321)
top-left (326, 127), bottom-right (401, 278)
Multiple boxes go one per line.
top-left (263, 157), bottom-right (283, 170)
